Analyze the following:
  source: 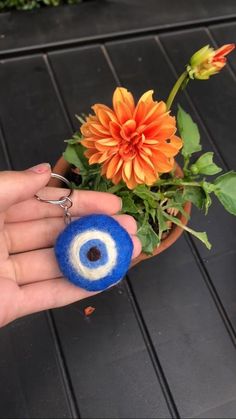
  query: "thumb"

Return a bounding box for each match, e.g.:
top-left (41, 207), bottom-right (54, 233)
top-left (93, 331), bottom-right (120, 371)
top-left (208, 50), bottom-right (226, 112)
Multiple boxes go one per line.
top-left (0, 163), bottom-right (51, 212)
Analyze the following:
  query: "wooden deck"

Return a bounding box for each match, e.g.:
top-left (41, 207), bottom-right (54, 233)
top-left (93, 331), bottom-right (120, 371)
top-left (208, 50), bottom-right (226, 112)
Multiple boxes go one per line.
top-left (0, 1), bottom-right (236, 417)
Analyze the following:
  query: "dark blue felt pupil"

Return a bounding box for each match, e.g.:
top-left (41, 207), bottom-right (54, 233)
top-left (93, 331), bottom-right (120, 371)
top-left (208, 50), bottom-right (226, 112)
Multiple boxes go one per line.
top-left (79, 239), bottom-right (108, 268)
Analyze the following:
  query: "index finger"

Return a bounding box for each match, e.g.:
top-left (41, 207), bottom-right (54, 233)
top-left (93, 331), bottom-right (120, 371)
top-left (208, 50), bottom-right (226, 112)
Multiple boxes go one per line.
top-left (6, 188), bottom-right (122, 223)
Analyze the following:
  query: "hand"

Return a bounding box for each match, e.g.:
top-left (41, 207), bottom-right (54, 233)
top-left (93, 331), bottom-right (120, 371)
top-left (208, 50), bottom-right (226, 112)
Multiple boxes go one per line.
top-left (0, 163), bottom-right (141, 327)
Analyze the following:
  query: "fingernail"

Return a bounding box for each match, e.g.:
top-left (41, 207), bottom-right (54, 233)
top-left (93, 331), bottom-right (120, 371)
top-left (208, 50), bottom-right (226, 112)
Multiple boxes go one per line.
top-left (28, 163), bottom-right (51, 174)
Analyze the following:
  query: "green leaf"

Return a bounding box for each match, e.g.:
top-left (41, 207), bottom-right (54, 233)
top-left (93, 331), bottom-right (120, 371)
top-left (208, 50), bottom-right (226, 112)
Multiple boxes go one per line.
top-left (177, 105), bottom-right (202, 158)
top-left (137, 222), bottom-right (160, 254)
top-left (133, 185), bottom-right (160, 208)
top-left (183, 186), bottom-right (205, 210)
top-left (193, 152), bottom-right (222, 175)
top-left (75, 114), bottom-right (87, 124)
top-left (149, 207), bottom-right (157, 223)
top-left (95, 178), bottom-right (109, 192)
top-left (64, 131), bottom-right (82, 145)
top-left (157, 208), bottom-right (168, 240)
top-left (120, 193), bottom-right (139, 214)
top-left (214, 172), bottom-right (236, 215)
top-left (63, 142), bottom-right (90, 173)
top-left (63, 144), bottom-right (85, 172)
top-left (163, 212), bottom-right (212, 249)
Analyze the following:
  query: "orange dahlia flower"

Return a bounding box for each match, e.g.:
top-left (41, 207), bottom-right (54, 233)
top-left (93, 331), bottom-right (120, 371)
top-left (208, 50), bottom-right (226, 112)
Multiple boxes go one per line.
top-left (81, 88), bottom-right (183, 189)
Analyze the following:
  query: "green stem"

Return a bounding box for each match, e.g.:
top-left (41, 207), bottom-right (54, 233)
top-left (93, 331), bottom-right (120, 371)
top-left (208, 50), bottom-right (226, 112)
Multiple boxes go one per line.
top-left (157, 179), bottom-right (200, 187)
top-left (108, 183), bottom-right (124, 194)
top-left (166, 71), bottom-right (188, 110)
top-left (163, 212), bottom-right (212, 249)
top-left (183, 156), bottom-right (190, 173)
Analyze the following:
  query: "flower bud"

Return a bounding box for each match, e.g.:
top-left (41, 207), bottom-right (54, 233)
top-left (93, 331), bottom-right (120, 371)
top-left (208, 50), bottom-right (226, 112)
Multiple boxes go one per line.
top-left (190, 164), bottom-right (199, 175)
top-left (187, 44), bottom-right (235, 80)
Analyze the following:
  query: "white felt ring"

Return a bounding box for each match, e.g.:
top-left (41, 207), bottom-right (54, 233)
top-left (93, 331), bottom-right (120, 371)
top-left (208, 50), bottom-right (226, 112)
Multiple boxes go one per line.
top-left (69, 230), bottom-right (117, 280)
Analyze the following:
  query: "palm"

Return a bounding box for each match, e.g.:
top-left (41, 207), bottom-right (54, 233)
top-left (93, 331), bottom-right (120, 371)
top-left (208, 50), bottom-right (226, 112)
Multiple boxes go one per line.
top-left (0, 184), bottom-right (140, 327)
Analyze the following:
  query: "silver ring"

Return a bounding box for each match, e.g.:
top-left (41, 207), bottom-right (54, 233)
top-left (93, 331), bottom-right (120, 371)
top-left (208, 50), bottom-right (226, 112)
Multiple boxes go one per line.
top-left (35, 173), bottom-right (73, 205)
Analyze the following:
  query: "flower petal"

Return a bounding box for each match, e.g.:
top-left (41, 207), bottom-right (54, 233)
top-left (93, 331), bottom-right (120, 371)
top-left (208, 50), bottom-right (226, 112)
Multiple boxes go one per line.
top-left (84, 148), bottom-right (97, 158)
top-left (111, 169), bottom-right (123, 185)
top-left (155, 135), bottom-right (183, 157)
top-left (97, 108), bottom-right (116, 127)
top-left (109, 121), bottom-right (122, 141)
top-left (120, 119), bottom-right (136, 140)
top-left (114, 101), bottom-right (133, 124)
top-left (104, 155), bottom-right (119, 178)
top-left (145, 122), bottom-right (176, 140)
top-left (123, 160), bottom-right (133, 180)
top-left (92, 104), bottom-right (118, 123)
top-left (81, 123), bottom-right (93, 137)
top-left (97, 138), bottom-right (119, 146)
top-left (81, 139), bottom-right (96, 148)
top-left (142, 101), bottom-right (166, 124)
top-left (213, 44), bottom-right (235, 60)
top-left (133, 157), bottom-right (145, 181)
top-left (89, 152), bottom-right (105, 165)
top-left (113, 87), bottom-right (135, 114)
top-left (134, 100), bottom-right (147, 124)
top-left (152, 151), bottom-right (174, 172)
top-left (138, 90), bottom-right (154, 104)
top-left (139, 152), bottom-right (155, 171)
top-left (89, 123), bottom-right (110, 137)
top-left (144, 171), bottom-right (158, 185)
top-left (124, 173), bottom-right (137, 189)
top-left (141, 146), bottom-right (153, 156)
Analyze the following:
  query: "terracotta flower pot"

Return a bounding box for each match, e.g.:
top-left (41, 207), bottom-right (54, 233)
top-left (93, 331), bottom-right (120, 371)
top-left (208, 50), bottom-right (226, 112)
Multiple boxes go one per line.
top-left (50, 156), bottom-right (191, 267)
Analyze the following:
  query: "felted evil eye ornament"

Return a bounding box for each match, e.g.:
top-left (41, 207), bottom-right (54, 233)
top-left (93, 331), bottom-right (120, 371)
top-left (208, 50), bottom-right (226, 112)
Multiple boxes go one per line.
top-left (35, 174), bottom-right (133, 292)
top-left (55, 214), bottom-right (133, 291)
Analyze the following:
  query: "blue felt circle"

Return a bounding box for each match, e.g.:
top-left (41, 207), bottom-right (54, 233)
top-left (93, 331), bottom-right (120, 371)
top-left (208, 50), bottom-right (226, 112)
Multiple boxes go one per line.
top-left (54, 214), bottom-right (134, 292)
top-left (79, 238), bottom-right (108, 268)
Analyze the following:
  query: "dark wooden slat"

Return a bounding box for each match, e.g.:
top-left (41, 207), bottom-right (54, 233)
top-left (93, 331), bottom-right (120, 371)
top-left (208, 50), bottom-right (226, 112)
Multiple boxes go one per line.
top-left (0, 55), bottom-right (71, 170)
top-left (210, 22), bottom-right (236, 73)
top-left (106, 36), bottom-right (236, 417)
top-left (48, 45), bottom-right (118, 128)
top-left (129, 237), bottom-right (236, 418)
top-left (0, 313), bottom-right (72, 418)
top-left (205, 251), bottom-right (236, 329)
top-left (194, 400), bottom-right (236, 419)
top-left (184, 199), bottom-right (236, 260)
top-left (49, 45), bottom-right (173, 418)
top-left (1, 0), bottom-right (236, 55)
top-left (53, 284), bottom-right (172, 419)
